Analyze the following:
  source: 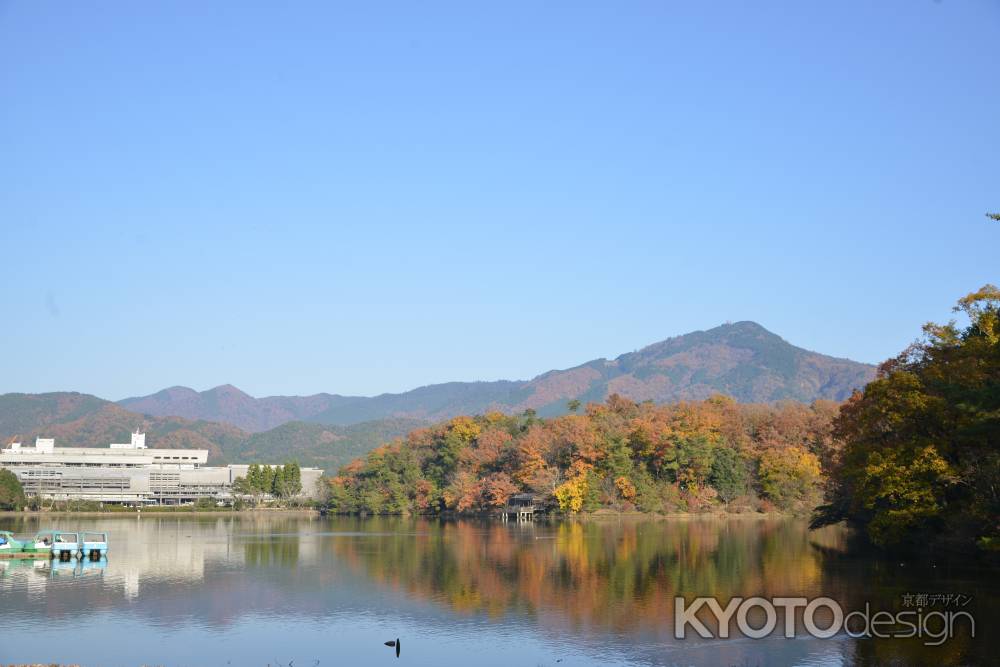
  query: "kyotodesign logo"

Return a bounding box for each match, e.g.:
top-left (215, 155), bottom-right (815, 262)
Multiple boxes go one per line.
top-left (674, 596), bottom-right (975, 647)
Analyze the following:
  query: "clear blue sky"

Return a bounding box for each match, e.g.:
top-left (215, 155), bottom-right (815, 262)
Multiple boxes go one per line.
top-left (1, 1), bottom-right (997, 400)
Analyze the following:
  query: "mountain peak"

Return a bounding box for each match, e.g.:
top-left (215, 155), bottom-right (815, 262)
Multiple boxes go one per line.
top-left (717, 320), bottom-right (769, 332)
top-left (117, 323), bottom-right (876, 429)
top-left (702, 320), bottom-right (783, 339)
top-left (156, 385), bottom-right (197, 395)
top-left (206, 384), bottom-right (252, 397)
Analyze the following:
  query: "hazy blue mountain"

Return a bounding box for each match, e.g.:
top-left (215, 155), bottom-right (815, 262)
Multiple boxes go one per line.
top-left (120, 384), bottom-right (362, 432)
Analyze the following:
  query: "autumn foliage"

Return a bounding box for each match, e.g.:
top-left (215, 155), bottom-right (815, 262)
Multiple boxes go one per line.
top-left (326, 394), bottom-right (838, 515)
top-left (813, 285), bottom-right (1000, 554)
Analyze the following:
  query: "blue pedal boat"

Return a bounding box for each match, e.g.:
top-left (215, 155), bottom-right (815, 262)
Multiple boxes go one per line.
top-left (34, 530), bottom-right (82, 559)
top-left (81, 531), bottom-right (109, 558)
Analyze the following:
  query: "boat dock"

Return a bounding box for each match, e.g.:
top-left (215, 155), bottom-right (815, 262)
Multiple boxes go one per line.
top-left (0, 530), bottom-right (108, 560)
top-left (500, 493), bottom-right (537, 521)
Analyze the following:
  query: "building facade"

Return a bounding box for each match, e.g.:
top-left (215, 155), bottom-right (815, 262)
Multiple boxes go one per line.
top-left (0, 433), bottom-right (324, 504)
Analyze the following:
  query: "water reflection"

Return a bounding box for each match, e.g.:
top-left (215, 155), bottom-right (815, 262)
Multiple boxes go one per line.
top-left (0, 515), bottom-right (993, 667)
top-left (329, 518), bottom-right (996, 666)
top-left (330, 518), bottom-right (839, 628)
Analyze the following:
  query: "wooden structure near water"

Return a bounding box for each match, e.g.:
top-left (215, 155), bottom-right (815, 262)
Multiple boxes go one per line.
top-left (501, 493), bottom-right (536, 521)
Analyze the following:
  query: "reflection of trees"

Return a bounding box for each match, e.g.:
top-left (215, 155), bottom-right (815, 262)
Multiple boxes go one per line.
top-left (813, 547), bottom-right (994, 667)
top-left (237, 516), bottom-right (306, 568)
top-left (332, 518), bottom-right (993, 665)
top-left (245, 536), bottom-right (300, 567)
top-left (330, 518), bottom-right (835, 633)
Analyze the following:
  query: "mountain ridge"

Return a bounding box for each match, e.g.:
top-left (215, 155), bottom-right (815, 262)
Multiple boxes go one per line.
top-left (0, 392), bottom-right (423, 470)
top-left (118, 322), bottom-right (876, 431)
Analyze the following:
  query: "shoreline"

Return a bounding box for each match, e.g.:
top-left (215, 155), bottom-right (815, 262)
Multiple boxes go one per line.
top-left (0, 508), bottom-right (800, 519)
top-left (0, 508), bottom-right (322, 518)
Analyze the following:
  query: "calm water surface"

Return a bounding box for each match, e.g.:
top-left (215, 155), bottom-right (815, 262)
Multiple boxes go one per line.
top-left (0, 515), bottom-right (994, 666)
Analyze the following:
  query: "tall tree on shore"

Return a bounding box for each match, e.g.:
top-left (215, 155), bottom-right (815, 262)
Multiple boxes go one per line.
top-left (247, 464), bottom-right (262, 492)
top-left (812, 285), bottom-right (1000, 554)
top-left (283, 462), bottom-right (302, 497)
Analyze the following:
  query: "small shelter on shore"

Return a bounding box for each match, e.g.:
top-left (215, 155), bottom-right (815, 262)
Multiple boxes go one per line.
top-left (501, 493), bottom-right (535, 521)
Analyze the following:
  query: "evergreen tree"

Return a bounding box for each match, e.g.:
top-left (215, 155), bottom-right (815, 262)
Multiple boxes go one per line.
top-left (284, 462), bottom-right (302, 497)
top-left (272, 465), bottom-right (287, 497)
top-left (263, 465), bottom-right (277, 495)
top-left (247, 464), bottom-right (261, 493)
top-left (232, 475), bottom-right (251, 497)
top-left (709, 447), bottom-right (748, 504)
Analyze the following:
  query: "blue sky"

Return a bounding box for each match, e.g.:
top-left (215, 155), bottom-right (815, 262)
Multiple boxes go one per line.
top-left (1, 1), bottom-right (997, 400)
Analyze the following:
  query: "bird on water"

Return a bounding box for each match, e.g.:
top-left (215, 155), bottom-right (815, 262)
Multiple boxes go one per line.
top-left (383, 638), bottom-right (401, 657)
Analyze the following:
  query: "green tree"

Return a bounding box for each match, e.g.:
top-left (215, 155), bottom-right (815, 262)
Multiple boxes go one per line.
top-left (273, 465), bottom-right (288, 497)
top-left (708, 447), bottom-right (748, 503)
top-left (0, 469), bottom-right (24, 510)
top-left (261, 465), bottom-right (277, 495)
top-left (232, 475), bottom-right (252, 496)
top-left (672, 433), bottom-right (716, 489)
top-left (283, 461), bottom-right (302, 497)
top-left (247, 464), bottom-right (262, 492)
top-left (567, 399), bottom-right (581, 413)
top-left (813, 285), bottom-right (1000, 553)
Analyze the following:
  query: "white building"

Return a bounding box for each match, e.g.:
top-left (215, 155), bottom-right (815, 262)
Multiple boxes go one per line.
top-left (0, 433), bottom-right (324, 504)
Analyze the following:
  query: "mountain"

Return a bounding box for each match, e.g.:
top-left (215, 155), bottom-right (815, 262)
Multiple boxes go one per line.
top-left (118, 322), bottom-right (876, 428)
top-left (220, 418), bottom-right (429, 470)
top-left (119, 385), bottom-right (361, 433)
top-left (515, 320), bottom-right (876, 415)
top-left (0, 392), bottom-right (422, 471)
top-left (0, 392), bottom-right (245, 460)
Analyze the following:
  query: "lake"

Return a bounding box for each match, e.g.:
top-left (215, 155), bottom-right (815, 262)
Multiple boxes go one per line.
top-left (0, 515), bottom-right (994, 666)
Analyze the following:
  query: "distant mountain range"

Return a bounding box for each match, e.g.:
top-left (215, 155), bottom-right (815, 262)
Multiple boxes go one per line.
top-left (2, 322), bottom-right (876, 471)
top-left (0, 392), bottom-right (421, 471)
top-left (119, 321), bottom-right (876, 431)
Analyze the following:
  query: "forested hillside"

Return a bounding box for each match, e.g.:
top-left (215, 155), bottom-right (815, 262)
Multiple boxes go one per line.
top-left (0, 392), bottom-right (244, 460)
top-left (327, 395), bottom-right (840, 515)
top-left (222, 418), bottom-right (428, 470)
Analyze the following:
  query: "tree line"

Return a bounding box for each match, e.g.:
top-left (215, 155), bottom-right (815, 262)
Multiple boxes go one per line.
top-left (326, 394), bottom-right (837, 517)
top-left (233, 462), bottom-right (303, 499)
